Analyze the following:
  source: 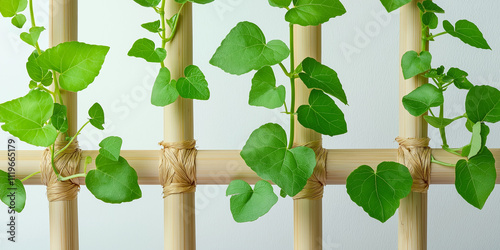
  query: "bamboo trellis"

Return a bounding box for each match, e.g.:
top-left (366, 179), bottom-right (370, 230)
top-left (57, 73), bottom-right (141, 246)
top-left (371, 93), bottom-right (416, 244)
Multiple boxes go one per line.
top-left (1, 0), bottom-right (500, 249)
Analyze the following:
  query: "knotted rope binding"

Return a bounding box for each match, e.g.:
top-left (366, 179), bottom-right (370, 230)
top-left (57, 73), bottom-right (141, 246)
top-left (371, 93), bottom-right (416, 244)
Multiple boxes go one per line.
top-left (40, 140), bottom-right (81, 202)
top-left (293, 140), bottom-right (327, 200)
top-left (396, 137), bottom-right (431, 193)
top-left (159, 140), bottom-right (197, 198)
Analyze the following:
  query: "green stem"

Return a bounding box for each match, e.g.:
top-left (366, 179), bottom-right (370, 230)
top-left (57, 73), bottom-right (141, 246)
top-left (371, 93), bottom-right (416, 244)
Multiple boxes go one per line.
top-left (58, 173), bottom-right (86, 181)
top-left (426, 31), bottom-right (448, 41)
top-left (38, 85), bottom-right (55, 95)
top-left (279, 62), bottom-right (290, 76)
top-left (21, 171), bottom-right (41, 182)
top-left (431, 155), bottom-right (456, 167)
top-left (160, 0), bottom-right (166, 68)
top-left (52, 71), bottom-right (64, 105)
top-left (288, 23), bottom-right (295, 150)
top-left (443, 146), bottom-right (462, 157)
top-left (50, 144), bottom-right (61, 177)
top-left (29, 0), bottom-right (42, 54)
top-left (439, 103), bottom-right (448, 148)
top-left (420, 11), bottom-right (427, 52)
top-left (164, 3), bottom-right (185, 43)
top-left (54, 120), bottom-right (90, 159)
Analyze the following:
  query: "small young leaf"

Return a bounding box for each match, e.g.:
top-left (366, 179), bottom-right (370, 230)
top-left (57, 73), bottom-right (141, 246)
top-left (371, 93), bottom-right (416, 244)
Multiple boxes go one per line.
top-left (141, 20), bottom-right (161, 33)
top-left (240, 123), bottom-right (316, 196)
top-left (29, 80), bottom-right (37, 89)
top-left (346, 162), bottom-right (413, 223)
top-left (0, 170), bottom-right (26, 213)
top-left (443, 20), bottom-right (491, 50)
top-left (88, 103), bottom-right (105, 130)
top-left (0, 90), bottom-right (57, 147)
top-left (210, 21), bottom-right (289, 75)
top-left (249, 66), bottom-right (286, 109)
top-left (268, 0), bottom-right (291, 8)
top-left (128, 38), bottom-right (166, 63)
top-left (11, 13), bottom-right (26, 28)
top-left (99, 136), bottom-right (123, 162)
top-left (422, 0), bottom-right (444, 13)
top-left (37, 41), bottom-right (110, 92)
top-left (280, 189), bottom-right (287, 198)
top-left (0, 0), bottom-right (27, 17)
top-left (51, 103), bottom-right (68, 133)
top-left (455, 148), bottom-right (496, 209)
top-left (285, 0), bottom-right (346, 26)
top-left (166, 14), bottom-right (178, 30)
top-left (297, 89), bottom-right (347, 136)
top-left (468, 122), bottom-right (489, 159)
top-left (402, 84), bottom-right (443, 117)
top-left (465, 117), bottom-right (475, 132)
top-left (86, 155), bottom-right (142, 204)
top-left (447, 67), bottom-right (473, 90)
top-left (176, 65), bottom-right (210, 100)
top-left (401, 50), bottom-right (432, 80)
top-left (465, 85), bottom-right (500, 123)
top-left (151, 67), bottom-right (179, 107)
top-left (379, 0), bottom-right (411, 13)
top-left (20, 26), bottom-right (45, 46)
top-left (422, 12), bottom-right (438, 29)
top-left (424, 115), bottom-right (454, 129)
top-left (133, 0), bottom-right (161, 7)
top-left (299, 57), bottom-right (347, 105)
top-left (226, 180), bottom-right (278, 223)
top-left (26, 50), bottom-right (53, 85)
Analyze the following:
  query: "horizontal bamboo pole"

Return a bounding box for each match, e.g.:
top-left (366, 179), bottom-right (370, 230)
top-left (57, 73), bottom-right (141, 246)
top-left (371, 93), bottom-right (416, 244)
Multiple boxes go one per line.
top-left (3, 149), bottom-right (500, 185)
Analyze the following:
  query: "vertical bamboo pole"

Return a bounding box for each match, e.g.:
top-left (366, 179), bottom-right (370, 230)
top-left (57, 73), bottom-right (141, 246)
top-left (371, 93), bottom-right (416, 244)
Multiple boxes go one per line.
top-left (48, 0), bottom-right (79, 249)
top-left (293, 25), bottom-right (323, 250)
top-left (163, 1), bottom-right (195, 250)
top-left (398, 1), bottom-right (428, 250)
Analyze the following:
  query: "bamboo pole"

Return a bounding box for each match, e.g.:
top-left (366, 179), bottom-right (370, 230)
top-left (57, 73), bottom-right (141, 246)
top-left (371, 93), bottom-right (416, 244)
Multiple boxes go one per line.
top-left (48, 0), bottom-right (79, 249)
top-left (293, 25), bottom-right (323, 250)
top-left (398, 1), bottom-right (428, 249)
top-left (163, 1), bottom-right (195, 249)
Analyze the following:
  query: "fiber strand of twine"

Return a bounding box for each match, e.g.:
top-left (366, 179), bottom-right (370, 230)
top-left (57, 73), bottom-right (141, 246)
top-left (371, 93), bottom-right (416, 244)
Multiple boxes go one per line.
top-left (293, 140), bottom-right (327, 200)
top-left (159, 139), bottom-right (197, 198)
top-left (396, 137), bottom-right (431, 193)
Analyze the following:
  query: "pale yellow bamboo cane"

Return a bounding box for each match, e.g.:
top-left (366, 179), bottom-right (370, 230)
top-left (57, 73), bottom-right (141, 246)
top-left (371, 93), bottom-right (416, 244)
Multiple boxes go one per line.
top-left (399, 1), bottom-right (428, 250)
top-left (163, 1), bottom-right (195, 250)
top-left (48, 0), bottom-right (79, 249)
top-left (293, 25), bottom-right (323, 250)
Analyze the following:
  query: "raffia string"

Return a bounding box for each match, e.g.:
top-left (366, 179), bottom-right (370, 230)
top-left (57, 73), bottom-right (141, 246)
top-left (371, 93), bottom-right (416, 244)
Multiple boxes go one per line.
top-left (40, 140), bottom-right (81, 202)
top-left (159, 140), bottom-right (197, 198)
top-left (292, 140), bottom-right (327, 200)
top-left (396, 137), bottom-right (431, 193)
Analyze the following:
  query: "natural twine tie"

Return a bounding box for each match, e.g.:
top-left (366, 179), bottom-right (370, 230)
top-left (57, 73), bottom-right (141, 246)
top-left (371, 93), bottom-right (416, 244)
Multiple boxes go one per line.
top-left (396, 137), bottom-right (431, 193)
top-left (159, 140), bottom-right (197, 198)
top-left (40, 140), bottom-right (81, 202)
top-left (293, 140), bottom-right (327, 200)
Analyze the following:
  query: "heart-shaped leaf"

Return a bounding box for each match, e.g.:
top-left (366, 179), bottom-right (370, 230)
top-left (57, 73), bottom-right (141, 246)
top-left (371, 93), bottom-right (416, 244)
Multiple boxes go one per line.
top-left (424, 116), bottom-right (454, 129)
top-left (26, 50), bottom-right (53, 86)
top-left (379, 0), bottom-right (411, 13)
top-left (226, 180), bottom-right (278, 223)
top-left (99, 136), bottom-right (123, 162)
top-left (88, 102), bottom-right (105, 130)
top-left (465, 85), bottom-right (500, 123)
top-left (297, 89), bottom-right (347, 136)
top-left (402, 84), bottom-right (443, 117)
top-left (456, 148), bottom-right (496, 209)
top-left (421, 0), bottom-right (444, 13)
top-left (249, 66), bottom-right (286, 109)
top-left (86, 155), bottom-right (142, 204)
top-left (210, 21), bottom-right (289, 75)
top-left (401, 50), bottom-right (432, 79)
top-left (447, 67), bottom-right (473, 90)
top-left (20, 26), bottom-right (44, 46)
top-left (141, 20), bottom-right (161, 33)
top-left (0, 0), bottom-right (27, 17)
top-left (346, 162), bottom-right (413, 222)
top-left (176, 65), bottom-right (210, 100)
top-left (422, 12), bottom-right (438, 29)
top-left (51, 103), bottom-right (68, 133)
top-left (151, 67), bottom-right (179, 107)
top-left (128, 38), bottom-right (167, 63)
top-left (268, 0), bottom-right (291, 8)
top-left (133, 0), bottom-right (160, 7)
top-left (240, 123), bottom-right (316, 196)
top-left (11, 13), bottom-right (25, 28)
top-left (443, 20), bottom-right (491, 50)
top-left (285, 0), bottom-right (346, 26)
top-left (0, 170), bottom-right (26, 213)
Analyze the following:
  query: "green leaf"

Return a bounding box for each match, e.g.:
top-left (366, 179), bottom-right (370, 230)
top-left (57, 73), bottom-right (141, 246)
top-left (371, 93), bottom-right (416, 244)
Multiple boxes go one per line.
top-left (0, 170), bottom-right (26, 213)
top-left (447, 67), bottom-right (473, 90)
top-left (141, 20), bottom-right (161, 33)
top-left (240, 123), bottom-right (316, 196)
top-left (379, 0), bottom-right (411, 12)
top-left (465, 117), bottom-right (475, 132)
top-left (401, 50), bottom-right (432, 80)
top-left (280, 189), bottom-right (287, 198)
top-left (133, 0), bottom-right (160, 7)
top-left (465, 85), bottom-right (500, 123)
top-left (443, 20), bottom-right (491, 50)
top-left (128, 38), bottom-right (166, 63)
top-left (28, 80), bottom-right (37, 89)
top-left (422, 0), bottom-right (444, 13)
top-left (422, 12), bottom-right (438, 29)
top-left (226, 180), bottom-right (278, 223)
top-left (424, 115), bottom-right (454, 129)
top-left (468, 122), bottom-right (489, 159)
top-left (176, 65), bottom-right (210, 100)
top-left (285, 0), bottom-right (346, 26)
top-left (249, 66), bottom-right (286, 109)
top-left (166, 14), bottom-right (178, 30)
top-left (26, 50), bottom-right (53, 85)
top-left (297, 89), bottom-right (347, 136)
top-left (268, 0), bottom-right (291, 8)
top-left (151, 67), bottom-right (179, 107)
top-left (88, 102), bottom-right (105, 130)
top-left (21, 26), bottom-right (45, 47)
top-left (455, 148), bottom-right (496, 209)
top-left (210, 21), bottom-right (290, 75)
top-left (51, 103), bottom-right (68, 133)
top-left (402, 84), bottom-right (443, 117)
top-left (346, 162), bottom-right (413, 223)
top-left (0, 0), bottom-right (27, 17)
top-left (99, 136), bottom-right (123, 162)
top-left (86, 155), bottom-right (142, 204)
top-left (0, 90), bottom-right (57, 147)
top-left (37, 41), bottom-right (110, 92)
top-left (11, 13), bottom-right (25, 28)
top-left (299, 57), bottom-right (347, 105)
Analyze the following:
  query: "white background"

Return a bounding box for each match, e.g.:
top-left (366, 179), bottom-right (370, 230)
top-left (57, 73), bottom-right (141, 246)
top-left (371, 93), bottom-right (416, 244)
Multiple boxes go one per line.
top-left (1, 0), bottom-right (500, 249)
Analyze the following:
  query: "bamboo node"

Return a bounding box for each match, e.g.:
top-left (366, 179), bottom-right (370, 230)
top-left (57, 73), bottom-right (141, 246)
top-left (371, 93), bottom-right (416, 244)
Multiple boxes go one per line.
top-left (292, 140), bottom-right (327, 200)
top-left (159, 140), bottom-right (197, 198)
top-left (396, 137), bottom-right (431, 193)
top-left (40, 140), bottom-right (81, 202)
